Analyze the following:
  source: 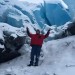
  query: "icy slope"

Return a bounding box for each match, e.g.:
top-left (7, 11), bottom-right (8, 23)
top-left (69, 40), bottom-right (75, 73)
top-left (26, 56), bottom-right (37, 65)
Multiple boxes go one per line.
top-left (0, 36), bottom-right (75, 75)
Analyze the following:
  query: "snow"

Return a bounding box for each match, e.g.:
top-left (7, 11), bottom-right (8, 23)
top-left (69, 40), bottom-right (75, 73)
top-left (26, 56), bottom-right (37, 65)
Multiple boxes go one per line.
top-left (44, 0), bottom-right (68, 9)
top-left (0, 30), bottom-right (3, 39)
top-left (0, 22), bottom-right (26, 37)
top-left (60, 0), bottom-right (68, 9)
top-left (18, 0), bottom-right (44, 4)
top-left (0, 35), bottom-right (75, 75)
top-left (10, 33), bottom-right (17, 39)
top-left (0, 44), bottom-right (4, 49)
top-left (18, 0), bottom-right (68, 10)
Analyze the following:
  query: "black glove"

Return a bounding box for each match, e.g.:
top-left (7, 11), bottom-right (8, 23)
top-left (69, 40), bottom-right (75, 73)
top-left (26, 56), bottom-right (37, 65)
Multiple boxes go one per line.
top-left (48, 28), bottom-right (51, 32)
top-left (26, 27), bottom-right (30, 32)
top-left (26, 27), bottom-right (29, 30)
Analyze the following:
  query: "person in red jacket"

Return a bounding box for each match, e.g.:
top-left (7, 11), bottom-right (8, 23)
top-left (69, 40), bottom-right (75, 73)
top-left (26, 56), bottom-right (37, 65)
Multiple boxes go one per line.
top-left (26, 27), bottom-right (50, 66)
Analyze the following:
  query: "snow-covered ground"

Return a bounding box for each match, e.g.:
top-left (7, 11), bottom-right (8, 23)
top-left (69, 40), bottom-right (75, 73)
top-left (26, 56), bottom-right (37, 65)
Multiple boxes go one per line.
top-left (0, 36), bottom-right (75, 75)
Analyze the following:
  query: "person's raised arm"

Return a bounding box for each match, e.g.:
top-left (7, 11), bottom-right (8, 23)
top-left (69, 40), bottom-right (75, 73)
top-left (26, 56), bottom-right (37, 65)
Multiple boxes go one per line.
top-left (26, 27), bottom-right (31, 37)
top-left (44, 29), bottom-right (50, 38)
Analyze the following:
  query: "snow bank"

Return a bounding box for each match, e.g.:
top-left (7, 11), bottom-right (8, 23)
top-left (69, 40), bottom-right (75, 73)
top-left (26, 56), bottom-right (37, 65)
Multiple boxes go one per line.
top-left (43, 36), bottom-right (75, 66)
top-left (0, 22), bottom-right (27, 37)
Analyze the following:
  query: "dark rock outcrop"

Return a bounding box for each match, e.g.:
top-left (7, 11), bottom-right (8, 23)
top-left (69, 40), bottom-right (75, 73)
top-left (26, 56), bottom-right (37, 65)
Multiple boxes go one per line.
top-left (67, 21), bottom-right (75, 35)
top-left (0, 31), bottom-right (26, 63)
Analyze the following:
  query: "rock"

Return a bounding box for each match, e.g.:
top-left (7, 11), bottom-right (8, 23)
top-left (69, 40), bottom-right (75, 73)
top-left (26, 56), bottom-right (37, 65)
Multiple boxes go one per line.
top-left (0, 31), bottom-right (4, 53)
top-left (0, 51), bottom-right (21, 63)
top-left (0, 29), bottom-right (25, 63)
top-left (0, 39), bottom-right (4, 53)
top-left (3, 30), bottom-right (25, 51)
top-left (67, 21), bottom-right (75, 35)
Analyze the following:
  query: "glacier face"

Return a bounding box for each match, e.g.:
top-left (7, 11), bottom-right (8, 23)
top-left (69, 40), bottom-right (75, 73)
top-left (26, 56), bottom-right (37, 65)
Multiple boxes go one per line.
top-left (64, 0), bottom-right (75, 19)
top-left (0, 0), bottom-right (72, 28)
top-left (44, 0), bottom-right (71, 26)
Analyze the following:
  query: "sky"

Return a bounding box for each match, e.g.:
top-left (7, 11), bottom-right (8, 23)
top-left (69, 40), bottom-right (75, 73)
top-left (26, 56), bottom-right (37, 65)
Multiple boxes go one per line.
top-left (19, 0), bottom-right (43, 4)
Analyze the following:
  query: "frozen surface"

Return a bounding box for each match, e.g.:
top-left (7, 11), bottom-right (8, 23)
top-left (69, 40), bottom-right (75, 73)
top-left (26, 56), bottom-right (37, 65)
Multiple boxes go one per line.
top-left (0, 0), bottom-right (72, 28)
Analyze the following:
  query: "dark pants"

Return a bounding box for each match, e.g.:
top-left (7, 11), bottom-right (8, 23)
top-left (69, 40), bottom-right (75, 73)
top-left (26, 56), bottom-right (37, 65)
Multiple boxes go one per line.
top-left (30, 45), bottom-right (41, 66)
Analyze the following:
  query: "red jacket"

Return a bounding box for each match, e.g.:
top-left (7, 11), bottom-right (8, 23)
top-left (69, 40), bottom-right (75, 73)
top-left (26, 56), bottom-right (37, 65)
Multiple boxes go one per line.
top-left (29, 34), bottom-right (49, 46)
top-left (27, 29), bottom-right (50, 46)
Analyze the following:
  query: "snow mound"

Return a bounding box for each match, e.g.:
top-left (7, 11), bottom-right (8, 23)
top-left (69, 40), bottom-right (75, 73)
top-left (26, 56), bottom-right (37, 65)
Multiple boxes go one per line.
top-left (43, 36), bottom-right (75, 66)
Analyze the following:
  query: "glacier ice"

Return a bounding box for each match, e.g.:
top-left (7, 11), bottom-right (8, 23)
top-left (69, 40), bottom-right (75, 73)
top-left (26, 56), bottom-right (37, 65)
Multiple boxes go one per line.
top-left (63, 0), bottom-right (75, 19)
top-left (7, 14), bottom-right (23, 28)
top-left (44, 0), bottom-right (71, 26)
top-left (0, 0), bottom-right (72, 28)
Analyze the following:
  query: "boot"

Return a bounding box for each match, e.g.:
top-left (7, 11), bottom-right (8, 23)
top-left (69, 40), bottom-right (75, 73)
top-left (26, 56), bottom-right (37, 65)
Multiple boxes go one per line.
top-left (34, 64), bottom-right (38, 66)
top-left (34, 61), bottom-right (38, 66)
top-left (27, 61), bottom-right (34, 66)
top-left (27, 64), bottom-right (33, 66)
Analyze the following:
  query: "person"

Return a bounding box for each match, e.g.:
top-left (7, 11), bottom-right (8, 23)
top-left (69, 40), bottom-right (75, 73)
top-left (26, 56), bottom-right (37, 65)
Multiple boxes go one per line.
top-left (26, 27), bottom-right (50, 66)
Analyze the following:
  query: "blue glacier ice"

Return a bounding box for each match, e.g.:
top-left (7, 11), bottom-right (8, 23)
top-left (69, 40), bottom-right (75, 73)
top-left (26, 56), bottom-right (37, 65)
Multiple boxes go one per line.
top-left (14, 5), bottom-right (35, 24)
top-left (44, 0), bottom-right (71, 26)
top-left (3, 8), bottom-right (24, 28)
top-left (7, 14), bottom-right (23, 28)
top-left (13, 4), bottom-right (47, 28)
top-left (0, 4), bottom-right (30, 28)
top-left (32, 7), bottom-right (48, 28)
top-left (0, 0), bottom-right (73, 28)
top-left (63, 0), bottom-right (75, 19)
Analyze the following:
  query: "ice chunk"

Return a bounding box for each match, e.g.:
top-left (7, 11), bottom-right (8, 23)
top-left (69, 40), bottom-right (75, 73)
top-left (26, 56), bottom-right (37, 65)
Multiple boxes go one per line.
top-left (63, 0), bottom-right (75, 19)
top-left (44, 0), bottom-right (71, 26)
